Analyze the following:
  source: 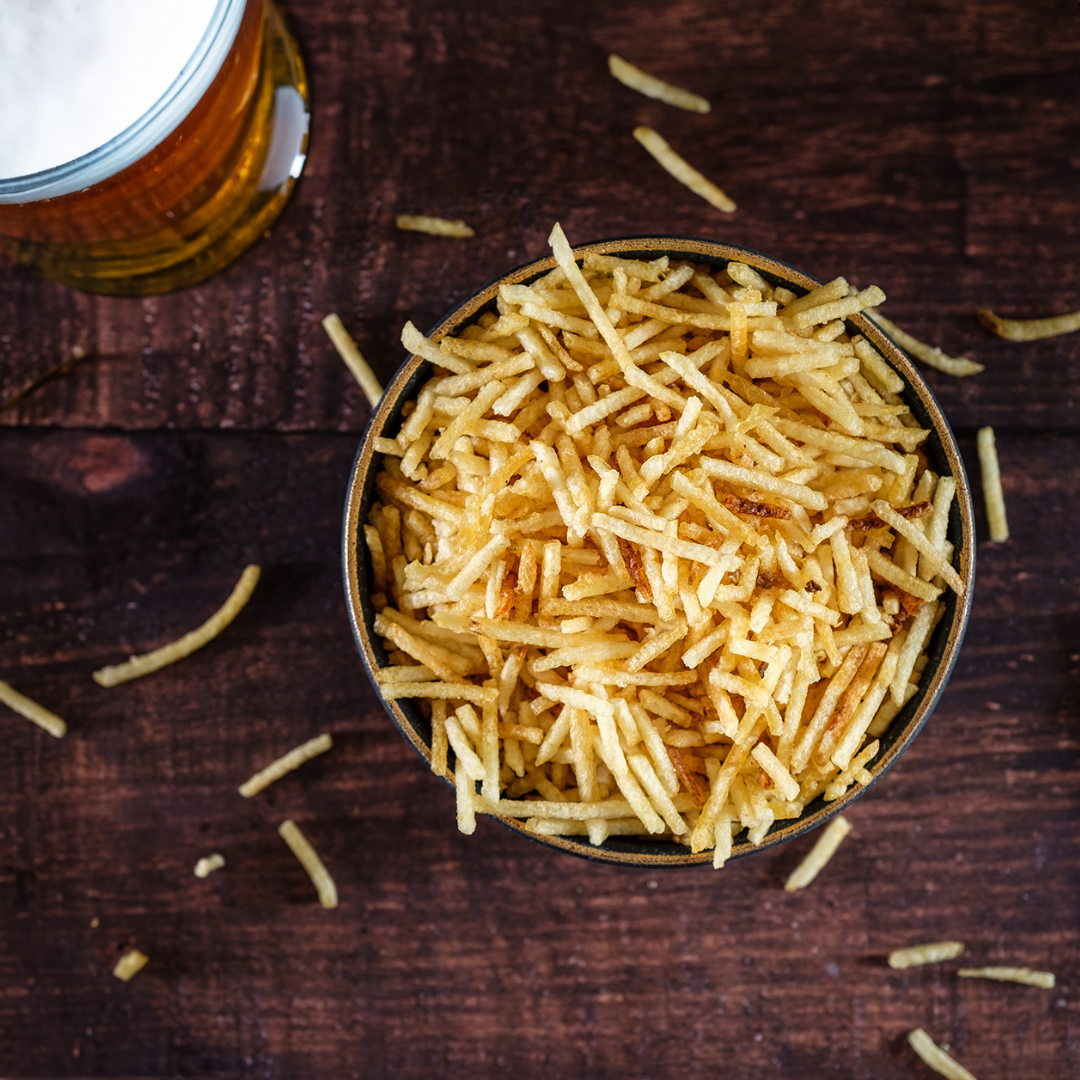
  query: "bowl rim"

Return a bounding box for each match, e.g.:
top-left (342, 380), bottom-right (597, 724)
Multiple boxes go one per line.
top-left (342, 234), bottom-right (976, 867)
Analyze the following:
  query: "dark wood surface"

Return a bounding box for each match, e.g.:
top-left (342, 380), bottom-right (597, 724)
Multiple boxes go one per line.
top-left (1, 2), bottom-right (1077, 1077)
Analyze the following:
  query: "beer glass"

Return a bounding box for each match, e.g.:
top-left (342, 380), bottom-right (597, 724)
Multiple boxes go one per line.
top-left (0, 0), bottom-right (309, 295)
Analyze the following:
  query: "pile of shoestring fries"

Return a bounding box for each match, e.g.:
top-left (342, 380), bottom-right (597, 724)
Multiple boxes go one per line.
top-left (364, 224), bottom-right (964, 864)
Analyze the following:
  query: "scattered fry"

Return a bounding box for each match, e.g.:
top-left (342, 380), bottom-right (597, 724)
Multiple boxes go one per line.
top-left (958, 966), bottom-right (1055, 989)
top-left (888, 940), bottom-right (965, 969)
top-left (978, 307), bottom-right (1080, 342)
top-left (92, 565), bottom-right (260, 687)
top-left (239, 733), bottom-right (334, 797)
top-left (632, 126), bottom-right (735, 212)
top-left (194, 854), bottom-right (225, 878)
top-left (112, 949), bottom-right (149, 982)
top-left (322, 313), bottom-right (384, 408)
top-left (976, 427), bottom-right (1008, 543)
top-left (395, 214), bottom-right (474, 238)
top-left (907, 1028), bottom-right (978, 1080)
top-left (783, 815), bottom-right (852, 891)
top-left (867, 311), bottom-right (983, 377)
top-left (0, 679), bottom-right (67, 738)
top-left (608, 54), bottom-right (710, 113)
top-left (278, 819), bottom-right (338, 909)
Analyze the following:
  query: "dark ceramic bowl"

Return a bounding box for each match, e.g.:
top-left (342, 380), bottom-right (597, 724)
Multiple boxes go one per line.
top-left (343, 236), bottom-right (975, 867)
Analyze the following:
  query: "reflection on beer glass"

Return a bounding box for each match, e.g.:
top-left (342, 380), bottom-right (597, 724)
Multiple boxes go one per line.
top-left (0, 0), bottom-right (309, 295)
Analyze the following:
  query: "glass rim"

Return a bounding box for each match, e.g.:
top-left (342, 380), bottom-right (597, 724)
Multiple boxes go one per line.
top-left (0, 0), bottom-right (248, 205)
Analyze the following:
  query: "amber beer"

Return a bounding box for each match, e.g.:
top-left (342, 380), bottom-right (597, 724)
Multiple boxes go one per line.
top-left (0, 0), bottom-right (309, 295)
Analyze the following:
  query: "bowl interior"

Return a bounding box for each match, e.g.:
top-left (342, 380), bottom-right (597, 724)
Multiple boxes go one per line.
top-left (343, 236), bottom-right (975, 867)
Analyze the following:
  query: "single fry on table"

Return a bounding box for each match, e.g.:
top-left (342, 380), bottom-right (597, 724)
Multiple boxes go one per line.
top-left (783, 815), bottom-right (852, 891)
top-left (867, 310), bottom-right (983, 377)
top-left (112, 949), bottom-right (149, 982)
top-left (957, 965), bottom-right (1055, 989)
top-left (93, 565), bottom-right (260, 687)
top-left (907, 1028), bottom-right (978, 1080)
top-left (363, 224), bottom-right (965, 863)
top-left (395, 214), bottom-right (474, 238)
top-left (632, 126), bottom-right (736, 213)
top-left (888, 940), bottom-right (965, 969)
top-left (278, 819), bottom-right (338, 909)
top-left (0, 679), bottom-right (67, 738)
top-left (322, 313), bottom-right (384, 408)
top-left (608, 54), bottom-right (711, 113)
top-left (977, 306), bottom-right (1080, 342)
top-left (976, 426), bottom-right (1008, 543)
top-left (239, 733), bottom-right (334, 797)
top-left (194, 854), bottom-right (225, 878)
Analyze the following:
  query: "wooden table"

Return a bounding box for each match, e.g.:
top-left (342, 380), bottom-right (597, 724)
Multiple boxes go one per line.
top-left (2, 2), bottom-right (1077, 1076)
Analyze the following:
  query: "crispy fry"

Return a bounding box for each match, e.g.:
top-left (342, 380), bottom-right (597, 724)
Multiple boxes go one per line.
top-left (977, 307), bottom-right (1080, 341)
top-left (238, 733), bottom-right (334, 797)
top-left (783, 815), bottom-right (852, 890)
top-left (278, 819), bottom-right (338, 909)
top-left (907, 1029), bottom-right (978, 1080)
top-left (608, 54), bottom-right (710, 113)
top-left (848, 501), bottom-right (932, 530)
top-left (868, 311), bottom-right (983, 377)
top-left (93, 565), bottom-right (260, 687)
top-left (816, 642), bottom-right (888, 764)
top-left (667, 746), bottom-right (708, 807)
top-left (976, 426), bottom-right (1009, 543)
top-left (872, 501), bottom-right (964, 594)
top-left (395, 214), bottom-right (474, 238)
top-left (632, 126), bottom-right (736, 213)
top-left (750, 741), bottom-right (800, 802)
top-left (719, 493), bottom-right (792, 520)
top-left (322, 313), bottom-right (384, 408)
top-left (0, 679), bottom-right (67, 738)
top-left (888, 940), bottom-right (964, 969)
top-left (112, 949), bottom-right (149, 982)
top-left (194, 854), bottom-right (226, 878)
top-left (957, 966), bottom-right (1055, 989)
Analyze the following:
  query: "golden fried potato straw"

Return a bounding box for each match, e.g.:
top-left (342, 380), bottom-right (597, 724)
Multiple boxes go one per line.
top-left (868, 311), bottom-right (983, 376)
top-left (322, 314), bottom-right (384, 408)
top-left (978, 307), bottom-right (1080, 341)
top-left (633, 126), bottom-right (735, 212)
top-left (907, 1028), bottom-right (978, 1080)
top-left (976, 427), bottom-right (1009, 543)
top-left (958, 966), bottom-right (1055, 989)
top-left (888, 940), bottom-right (964, 969)
top-left (783, 815), bottom-right (852, 891)
top-left (194, 854), bottom-right (226, 878)
top-left (112, 950), bottom-right (149, 982)
top-left (278, 819), bottom-right (338, 909)
top-left (93, 565), bottom-right (261, 687)
top-left (608, 54), bottom-right (710, 113)
top-left (0, 679), bottom-right (66, 738)
top-left (395, 214), bottom-right (475, 238)
top-left (239, 733), bottom-right (334, 797)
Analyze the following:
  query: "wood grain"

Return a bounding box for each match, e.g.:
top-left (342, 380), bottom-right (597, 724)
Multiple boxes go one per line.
top-left (0, 429), bottom-right (1076, 1078)
top-left (1, 1), bottom-right (1077, 1077)
top-left (1, 0), bottom-right (1077, 435)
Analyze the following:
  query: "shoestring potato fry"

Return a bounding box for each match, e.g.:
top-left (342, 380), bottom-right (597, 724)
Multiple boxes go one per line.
top-left (977, 306), bottom-right (1080, 342)
top-left (348, 229), bottom-right (972, 866)
top-left (608, 54), bottom-right (711, 114)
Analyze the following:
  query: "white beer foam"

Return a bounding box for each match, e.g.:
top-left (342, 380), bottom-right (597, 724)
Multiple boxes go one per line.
top-left (0, 0), bottom-right (219, 179)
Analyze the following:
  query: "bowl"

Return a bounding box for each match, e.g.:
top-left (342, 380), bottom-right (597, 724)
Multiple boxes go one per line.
top-left (342, 235), bottom-right (975, 867)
